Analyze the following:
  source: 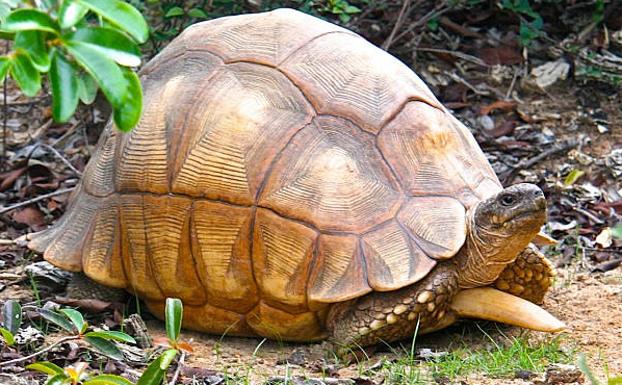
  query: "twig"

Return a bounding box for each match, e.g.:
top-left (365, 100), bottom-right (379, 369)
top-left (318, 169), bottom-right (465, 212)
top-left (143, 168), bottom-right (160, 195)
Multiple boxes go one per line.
top-left (390, 1), bottom-right (451, 48)
top-left (381, 0), bottom-right (414, 51)
top-left (0, 336), bottom-right (78, 367)
top-left (445, 72), bottom-right (490, 96)
top-left (505, 66), bottom-right (520, 99)
top-left (0, 187), bottom-right (75, 215)
top-left (499, 139), bottom-right (578, 183)
top-left (27, 143), bottom-right (83, 177)
top-left (414, 47), bottom-right (488, 67)
top-left (168, 351), bottom-right (186, 385)
top-left (0, 239), bottom-right (16, 245)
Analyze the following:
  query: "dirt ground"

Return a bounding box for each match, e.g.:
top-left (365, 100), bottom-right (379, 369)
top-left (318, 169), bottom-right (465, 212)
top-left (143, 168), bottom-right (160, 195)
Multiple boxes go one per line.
top-left (137, 268), bottom-right (622, 384)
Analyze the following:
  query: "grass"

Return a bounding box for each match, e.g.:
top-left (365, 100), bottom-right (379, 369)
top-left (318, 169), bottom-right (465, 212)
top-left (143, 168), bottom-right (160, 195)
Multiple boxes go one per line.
top-left (428, 335), bottom-right (574, 380)
top-left (370, 333), bottom-right (575, 384)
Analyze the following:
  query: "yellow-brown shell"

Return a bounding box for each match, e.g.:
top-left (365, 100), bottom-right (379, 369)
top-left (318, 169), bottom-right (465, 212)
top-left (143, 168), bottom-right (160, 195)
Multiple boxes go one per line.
top-left (27, 9), bottom-right (502, 341)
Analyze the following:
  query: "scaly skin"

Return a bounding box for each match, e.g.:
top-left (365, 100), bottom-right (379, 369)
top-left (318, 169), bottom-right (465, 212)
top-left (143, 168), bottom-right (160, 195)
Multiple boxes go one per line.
top-left (493, 244), bottom-right (555, 304)
top-left (327, 264), bottom-right (459, 349)
top-left (66, 272), bottom-right (128, 303)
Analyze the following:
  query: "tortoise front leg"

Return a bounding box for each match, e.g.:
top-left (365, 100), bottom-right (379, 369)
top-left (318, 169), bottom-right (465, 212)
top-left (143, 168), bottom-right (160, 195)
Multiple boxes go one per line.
top-left (326, 265), bottom-right (460, 350)
top-left (493, 244), bottom-right (555, 304)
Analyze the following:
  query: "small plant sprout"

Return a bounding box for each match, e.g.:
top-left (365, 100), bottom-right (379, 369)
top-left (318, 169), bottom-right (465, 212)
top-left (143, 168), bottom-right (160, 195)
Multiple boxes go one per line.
top-left (0, 299), bottom-right (22, 347)
top-left (138, 298), bottom-right (193, 385)
top-left (27, 360), bottom-right (133, 385)
top-left (0, 306), bottom-right (136, 367)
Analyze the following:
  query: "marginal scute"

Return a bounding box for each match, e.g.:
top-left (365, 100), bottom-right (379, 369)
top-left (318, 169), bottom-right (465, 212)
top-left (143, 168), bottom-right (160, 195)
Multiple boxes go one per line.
top-left (259, 116), bottom-right (402, 232)
top-left (172, 63), bottom-right (313, 205)
top-left (378, 102), bottom-right (501, 208)
top-left (308, 234), bottom-right (371, 309)
top-left (253, 208), bottom-right (317, 311)
top-left (142, 195), bottom-right (206, 304)
top-left (145, 300), bottom-right (253, 336)
top-left (119, 195), bottom-right (164, 301)
top-left (178, 8), bottom-right (350, 65)
top-left (280, 33), bottom-right (441, 133)
top-left (82, 198), bottom-right (126, 288)
top-left (362, 220), bottom-right (436, 291)
top-left (397, 196), bottom-right (466, 260)
top-left (191, 201), bottom-right (257, 312)
top-left (246, 301), bottom-right (325, 341)
top-left (41, 188), bottom-right (100, 272)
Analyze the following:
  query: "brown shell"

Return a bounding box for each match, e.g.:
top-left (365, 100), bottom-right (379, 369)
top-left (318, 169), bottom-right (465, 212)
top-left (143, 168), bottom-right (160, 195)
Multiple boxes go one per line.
top-left (27, 9), bottom-right (502, 341)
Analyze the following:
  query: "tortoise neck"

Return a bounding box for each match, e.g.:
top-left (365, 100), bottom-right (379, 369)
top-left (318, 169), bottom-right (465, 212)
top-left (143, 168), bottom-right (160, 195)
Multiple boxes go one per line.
top-left (456, 208), bottom-right (531, 289)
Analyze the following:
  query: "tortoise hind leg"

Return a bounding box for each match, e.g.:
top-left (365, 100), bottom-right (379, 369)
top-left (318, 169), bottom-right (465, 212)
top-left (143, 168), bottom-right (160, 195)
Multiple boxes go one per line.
top-left (66, 272), bottom-right (127, 302)
top-left (493, 244), bottom-right (555, 304)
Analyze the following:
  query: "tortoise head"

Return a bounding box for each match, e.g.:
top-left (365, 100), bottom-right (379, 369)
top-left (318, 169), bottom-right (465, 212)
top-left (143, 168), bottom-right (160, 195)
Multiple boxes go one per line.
top-left (458, 183), bottom-right (547, 288)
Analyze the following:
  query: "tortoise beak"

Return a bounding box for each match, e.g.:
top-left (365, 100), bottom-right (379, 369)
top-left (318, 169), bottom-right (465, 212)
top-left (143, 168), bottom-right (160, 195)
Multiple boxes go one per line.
top-left (449, 287), bottom-right (566, 332)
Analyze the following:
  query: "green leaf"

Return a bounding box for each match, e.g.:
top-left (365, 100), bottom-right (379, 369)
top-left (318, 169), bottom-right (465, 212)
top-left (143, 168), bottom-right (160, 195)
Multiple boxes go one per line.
top-left (50, 51), bottom-right (79, 122)
top-left (60, 309), bottom-right (87, 334)
top-left (84, 335), bottom-right (124, 360)
top-left (77, 72), bottom-right (98, 104)
top-left (65, 40), bottom-right (128, 107)
top-left (165, 298), bottom-right (182, 343)
top-left (66, 27), bottom-right (141, 67)
top-left (84, 330), bottom-right (136, 344)
top-left (159, 349), bottom-right (177, 370)
top-left (14, 30), bottom-right (50, 72)
top-left (10, 50), bottom-right (41, 97)
top-left (112, 67), bottom-right (141, 131)
top-left (0, 56), bottom-right (10, 83)
top-left (3, 299), bottom-right (22, 335)
top-left (38, 308), bottom-right (76, 333)
top-left (59, 0), bottom-right (89, 29)
top-left (344, 5), bottom-right (361, 13)
top-left (77, 0), bottom-right (148, 43)
top-left (46, 373), bottom-right (71, 385)
top-left (612, 224), bottom-right (622, 239)
top-left (4, 9), bottom-right (60, 34)
top-left (564, 169), bottom-right (585, 186)
top-left (187, 8), bottom-right (207, 19)
top-left (83, 375), bottom-right (134, 385)
top-left (0, 327), bottom-right (15, 346)
top-left (26, 361), bottom-right (65, 376)
top-left (136, 356), bottom-right (165, 385)
top-left (164, 6), bottom-right (183, 18)
top-left (609, 377), bottom-right (622, 385)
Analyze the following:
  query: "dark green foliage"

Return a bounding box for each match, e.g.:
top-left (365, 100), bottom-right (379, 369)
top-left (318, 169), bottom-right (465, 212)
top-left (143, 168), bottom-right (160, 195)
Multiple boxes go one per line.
top-left (0, 0), bottom-right (147, 131)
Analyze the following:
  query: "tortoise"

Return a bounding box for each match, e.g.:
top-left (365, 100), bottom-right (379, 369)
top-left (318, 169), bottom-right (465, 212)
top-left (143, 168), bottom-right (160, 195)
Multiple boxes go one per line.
top-left (24, 8), bottom-right (565, 348)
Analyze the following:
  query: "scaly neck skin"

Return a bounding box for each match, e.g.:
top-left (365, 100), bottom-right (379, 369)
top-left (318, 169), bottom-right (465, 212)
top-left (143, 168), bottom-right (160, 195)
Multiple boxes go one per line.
top-left (456, 208), bottom-right (537, 289)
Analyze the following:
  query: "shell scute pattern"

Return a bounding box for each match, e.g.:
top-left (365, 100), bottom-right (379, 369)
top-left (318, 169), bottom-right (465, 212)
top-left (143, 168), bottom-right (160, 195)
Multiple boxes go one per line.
top-left (28, 9), bottom-right (503, 341)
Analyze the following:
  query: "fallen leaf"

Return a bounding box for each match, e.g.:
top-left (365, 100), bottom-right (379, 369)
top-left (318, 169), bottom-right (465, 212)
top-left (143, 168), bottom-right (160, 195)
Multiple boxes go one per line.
top-left (479, 46), bottom-right (523, 65)
top-left (12, 206), bottom-right (46, 228)
top-left (479, 100), bottom-right (517, 115)
top-left (0, 166), bottom-right (27, 191)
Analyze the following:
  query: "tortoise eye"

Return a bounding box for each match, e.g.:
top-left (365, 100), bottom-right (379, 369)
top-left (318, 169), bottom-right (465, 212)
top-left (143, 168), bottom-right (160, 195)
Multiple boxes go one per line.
top-left (500, 194), bottom-right (516, 207)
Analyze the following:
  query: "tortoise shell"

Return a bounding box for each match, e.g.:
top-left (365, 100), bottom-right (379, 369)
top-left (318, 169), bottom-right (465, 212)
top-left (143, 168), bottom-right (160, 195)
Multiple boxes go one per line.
top-left (29, 9), bottom-right (502, 341)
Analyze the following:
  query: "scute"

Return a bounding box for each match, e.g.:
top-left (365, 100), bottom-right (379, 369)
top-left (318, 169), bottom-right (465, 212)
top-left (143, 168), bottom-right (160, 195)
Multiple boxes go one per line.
top-left (378, 101), bottom-right (502, 208)
top-left (252, 208), bottom-right (318, 311)
top-left (280, 32), bottom-right (441, 133)
top-left (171, 62), bottom-right (313, 204)
top-left (259, 116), bottom-right (402, 232)
top-left (362, 221), bottom-right (437, 291)
top-left (308, 234), bottom-right (371, 308)
top-left (176, 8), bottom-right (351, 65)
